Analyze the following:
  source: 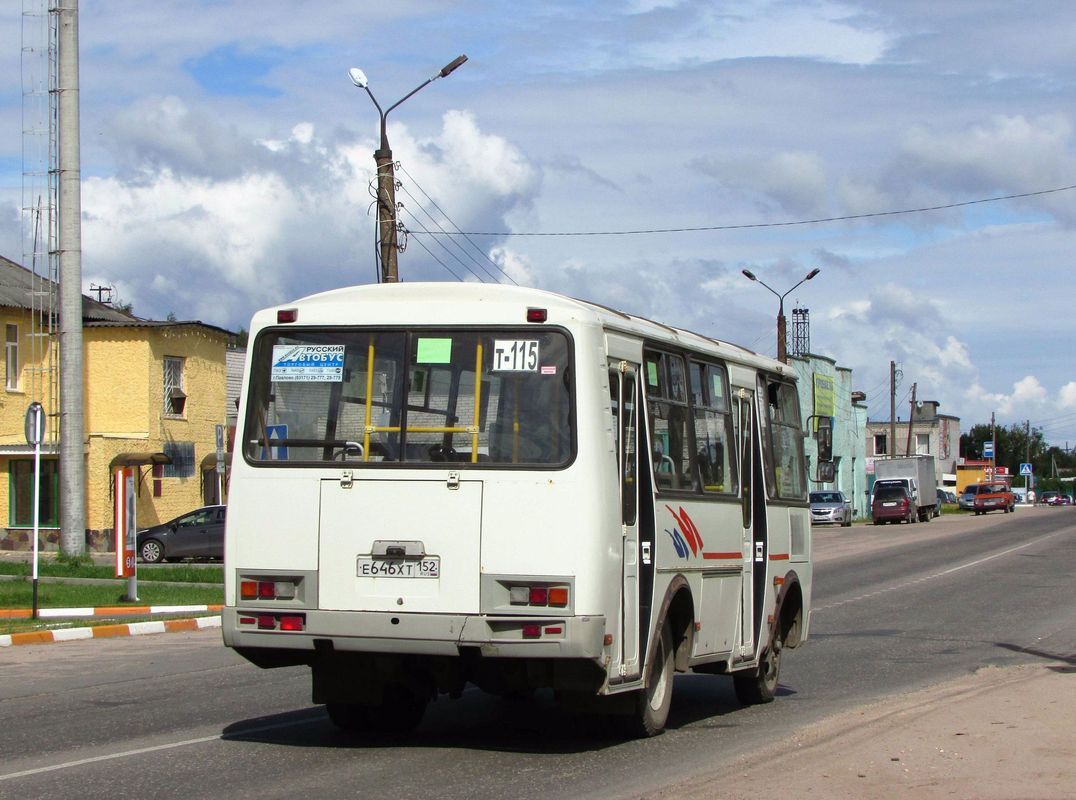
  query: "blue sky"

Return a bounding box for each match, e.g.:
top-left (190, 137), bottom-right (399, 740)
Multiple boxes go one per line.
top-left (1, 1), bottom-right (1075, 445)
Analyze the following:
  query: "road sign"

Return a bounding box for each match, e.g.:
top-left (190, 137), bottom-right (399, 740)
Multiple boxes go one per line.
top-left (982, 440), bottom-right (995, 459)
top-left (1019, 462), bottom-right (1033, 476)
top-left (24, 402), bottom-right (45, 445)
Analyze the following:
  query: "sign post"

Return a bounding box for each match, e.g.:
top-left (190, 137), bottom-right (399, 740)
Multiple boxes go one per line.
top-left (114, 467), bottom-right (138, 601)
top-left (215, 423), bottom-right (225, 503)
top-left (24, 403), bottom-right (45, 619)
top-left (1019, 462), bottom-right (1034, 498)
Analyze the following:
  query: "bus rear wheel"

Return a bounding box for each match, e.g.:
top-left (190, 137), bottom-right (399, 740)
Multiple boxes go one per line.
top-left (733, 636), bottom-right (782, 705)
top-left (622, 621), bottom-right (674, 738)
top-left (326, 684), bottom-right (428, 736)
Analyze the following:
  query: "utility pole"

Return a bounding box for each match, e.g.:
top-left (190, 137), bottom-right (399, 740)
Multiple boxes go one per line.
top-left (348, 55), bottom-right (468, 283)
top-left (905, 382), bottom-right (917, 456)
top-left (1026, 419), bottom-right (1032, 495)
top-left (57, 0), bottom-right (85, 556)
top-left (889, 360), bottom-right (896, 458)
top-left (990, 411), bottom-right (996, 481)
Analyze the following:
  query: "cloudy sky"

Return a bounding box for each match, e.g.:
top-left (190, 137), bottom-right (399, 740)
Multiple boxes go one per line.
top-left (1, 1), bottom-right (1075, 446)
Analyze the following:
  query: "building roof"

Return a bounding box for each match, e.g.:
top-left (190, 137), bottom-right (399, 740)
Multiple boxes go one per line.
top-left (0, 254), bottom-right (233, 336)
top-left (0, 254), bottom-right (135, 322)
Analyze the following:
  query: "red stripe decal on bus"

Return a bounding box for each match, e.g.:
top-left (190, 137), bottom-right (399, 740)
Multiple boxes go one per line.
top-left (702, 552), bottom-right (742, 560)
top-left (769, 553), bottom-right (790, 561)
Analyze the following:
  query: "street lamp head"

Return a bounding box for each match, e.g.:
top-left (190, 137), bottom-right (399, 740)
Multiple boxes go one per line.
top-left (347, 67), bottom-right (368, 89)
top-left (742, 269), bottom-right (758, 281)
top-left (806, 267), bottom-right (821, 280)
top-left (439, 54), bottom-right (468, 78)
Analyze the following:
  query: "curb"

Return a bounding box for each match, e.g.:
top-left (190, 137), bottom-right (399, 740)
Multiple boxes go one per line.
top-left (0, 603), bottom-right (224, 620)
top-left (0, 614), bottom-right (221, 647)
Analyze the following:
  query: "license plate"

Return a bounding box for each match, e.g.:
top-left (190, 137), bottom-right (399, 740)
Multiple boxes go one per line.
top-left (356, 557), bottom-right (440, 578)
top-left (882, 501), bottom-right (896, 507)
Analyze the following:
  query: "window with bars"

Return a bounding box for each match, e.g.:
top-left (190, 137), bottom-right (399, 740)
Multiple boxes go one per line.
top-left (163, 356), bottom-right (186, 416)
top-left (163, 441), bottom-right (196, 478)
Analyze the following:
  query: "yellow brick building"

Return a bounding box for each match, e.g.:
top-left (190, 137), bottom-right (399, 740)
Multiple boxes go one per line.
top-left (0, 256), bottom-right (232, 551)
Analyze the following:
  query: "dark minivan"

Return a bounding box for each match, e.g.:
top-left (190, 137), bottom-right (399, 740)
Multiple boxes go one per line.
top-left (872, 485), bottom-right (915, 525)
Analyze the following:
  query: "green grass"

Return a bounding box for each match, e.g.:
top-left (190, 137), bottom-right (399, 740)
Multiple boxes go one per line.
top-left (0, 560), bottom-right (223, 583)
top-left (0, 579), bottom-right (223, 610)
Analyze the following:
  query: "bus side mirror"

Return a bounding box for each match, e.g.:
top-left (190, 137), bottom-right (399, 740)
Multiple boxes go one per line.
top-left (817, 461), bottom-right (835, 482)
top-left (816, 417), bottom-right (833, 462)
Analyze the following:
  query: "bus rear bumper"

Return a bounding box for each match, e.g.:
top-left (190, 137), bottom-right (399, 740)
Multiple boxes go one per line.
top-left (223, 607), bottom-right (607, 661)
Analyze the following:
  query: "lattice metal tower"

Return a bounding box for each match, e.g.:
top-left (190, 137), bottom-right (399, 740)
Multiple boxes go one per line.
top-left (21, 0), bottom-right (60, 441)
top-left (790, 307), bottom-right (810, 358)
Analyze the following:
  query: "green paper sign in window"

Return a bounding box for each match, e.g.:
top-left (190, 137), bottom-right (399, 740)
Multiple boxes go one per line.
top-left (647, 361), bottom-right (659, 386)
top-left (417, 338), bottom-right (453, 364)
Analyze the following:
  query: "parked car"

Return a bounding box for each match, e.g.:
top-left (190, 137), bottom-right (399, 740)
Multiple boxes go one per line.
top-left (1039, 491), bottom-right (1070, 506)
top-left (973, 483), bottom-right (1015, 515)
top-left (137, 505), bottom-right (226, 563)
top-left (958, 484), bottom-right (980, 510)
top-left (872, 485), bottom-right (915, 525)
top-left (810, 490), bottom-right (852, 527)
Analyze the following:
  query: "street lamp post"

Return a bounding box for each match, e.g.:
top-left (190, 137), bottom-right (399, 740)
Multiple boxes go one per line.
top-left (348, 55), bottom-right (468, 283)
top-left (741, 267), bottom-right (820, 363)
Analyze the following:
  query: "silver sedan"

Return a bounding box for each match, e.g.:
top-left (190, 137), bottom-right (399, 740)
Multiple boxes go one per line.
top-left (810, 490), bottom-right (852, 527)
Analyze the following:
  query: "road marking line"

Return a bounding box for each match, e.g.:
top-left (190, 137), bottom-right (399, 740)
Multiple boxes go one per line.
top-left (0, 717), bottom-right (322, 782)
top-left (814, 531), bottom-right (1066, 613)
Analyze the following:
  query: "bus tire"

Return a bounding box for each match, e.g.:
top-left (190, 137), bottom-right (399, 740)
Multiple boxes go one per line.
top-left (623, 621), bottom-right (675, 738)
top-left (733, 635), bottom-right (782, 705)
top-left (326, 684), bottom-right (428, 736)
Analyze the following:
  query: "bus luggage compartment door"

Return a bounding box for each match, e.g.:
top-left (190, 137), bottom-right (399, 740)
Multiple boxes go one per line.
top-left (318, 478), bottom-right (483, 614)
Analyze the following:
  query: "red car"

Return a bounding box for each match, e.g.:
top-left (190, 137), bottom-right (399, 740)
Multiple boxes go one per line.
top-left (973, 483), bottom-right (1015, 515)
top-left (872, 485), bottom-right (915, 525)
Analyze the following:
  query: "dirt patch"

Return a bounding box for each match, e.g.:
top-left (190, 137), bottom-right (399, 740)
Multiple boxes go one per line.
top-left (644, 662), bottom-right (1074, 799)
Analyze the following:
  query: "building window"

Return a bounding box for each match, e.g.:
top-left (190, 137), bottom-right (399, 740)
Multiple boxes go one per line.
top-left (9, 459), bottom-right (59, 527)
top-left (163, 356), bottom-right (187, 416)
top-left (916, 433), bottom-right (930, 455)
top-left (874, 434), bottom-right (887, 455)
top-left (6, 324), bottom-right (18, 391)
top-left (163, 441), bottom-right (196, 478)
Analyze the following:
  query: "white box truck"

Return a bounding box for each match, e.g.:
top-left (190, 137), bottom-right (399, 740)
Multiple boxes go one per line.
top-left (874, 455), bottom-right (938, 522)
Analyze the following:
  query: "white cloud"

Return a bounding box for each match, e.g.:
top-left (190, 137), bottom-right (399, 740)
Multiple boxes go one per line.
top-left (77, 103), bottom-right (541, 324)
top-left (1058, 382), bottom-right (1076, 409)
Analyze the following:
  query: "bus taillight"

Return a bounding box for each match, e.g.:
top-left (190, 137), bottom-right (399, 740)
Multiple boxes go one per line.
top-left (279, 615), bottom-right (305, 632)
top-left (509, 584), bottom-right (569, 608)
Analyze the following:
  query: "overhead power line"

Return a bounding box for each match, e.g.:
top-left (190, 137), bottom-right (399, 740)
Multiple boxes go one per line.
top-left (413, 183), bottom-right (1076, 238)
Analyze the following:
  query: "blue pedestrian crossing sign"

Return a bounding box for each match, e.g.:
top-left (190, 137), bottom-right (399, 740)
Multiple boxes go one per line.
top-left (1019, 462), bottom-right (1033, 476)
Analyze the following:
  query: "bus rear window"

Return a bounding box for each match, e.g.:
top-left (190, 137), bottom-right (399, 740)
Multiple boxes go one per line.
top-left (243, 328), bottom-right (573, 467)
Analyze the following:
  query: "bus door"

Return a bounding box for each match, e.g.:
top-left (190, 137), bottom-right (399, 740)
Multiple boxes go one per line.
top-left (610, 362), bottom-right (641, 680)
top-left (735, 387), bottom-right (766, 660)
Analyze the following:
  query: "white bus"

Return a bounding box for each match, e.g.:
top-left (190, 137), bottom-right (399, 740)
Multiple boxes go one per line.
top-left (224, 283), bottom-right (818, 737)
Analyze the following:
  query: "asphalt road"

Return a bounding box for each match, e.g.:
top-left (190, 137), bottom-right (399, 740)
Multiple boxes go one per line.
top-left (1, 509), bottom-right (1072, 800)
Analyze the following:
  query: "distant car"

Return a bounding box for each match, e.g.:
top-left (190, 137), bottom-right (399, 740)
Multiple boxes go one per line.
top-left (810, 490), bottom-right (852, 527)
top-left (958, 485), bottom-right (980, 510)
top-left (872, 485), bottom-right (915, 525)
top-left (137, 505), bottom-right (226, 563)
top-left (973, 483), bottom-right (1015, 515)
top-left (1040, 491), bottom-right (1068, 506)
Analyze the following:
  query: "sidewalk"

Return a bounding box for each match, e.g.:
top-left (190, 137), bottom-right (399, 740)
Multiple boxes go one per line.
top-left (660, 661), bottom-right (1075, 800)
